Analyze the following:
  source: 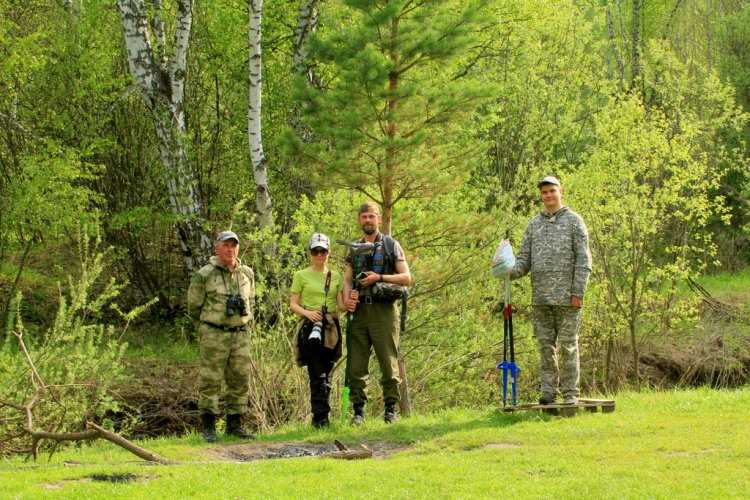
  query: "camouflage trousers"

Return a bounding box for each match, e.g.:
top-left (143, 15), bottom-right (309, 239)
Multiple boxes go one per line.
top-left (198, 323), bottom-right (251, 415)
top-left (531, 305), bottom-right (582, 400)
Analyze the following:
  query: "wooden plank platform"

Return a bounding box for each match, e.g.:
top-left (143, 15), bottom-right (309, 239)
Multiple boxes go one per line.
top-left (501, 398), bottom-right (615, 416)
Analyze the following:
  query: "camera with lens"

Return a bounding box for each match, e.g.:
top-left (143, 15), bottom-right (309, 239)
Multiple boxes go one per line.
top-left (308, 321), bottom-right (323, 344)
top-left (225, 294), bottom-right (248, 317)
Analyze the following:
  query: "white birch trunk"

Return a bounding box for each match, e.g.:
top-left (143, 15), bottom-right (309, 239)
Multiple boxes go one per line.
top-left (293, 0), bottom-right (320, 85)
top-left (248, 0), bottom-right (274, 228)
top-left (117, 0), bottom-right (212, 272)
top-left (289, 0), bottom-right (320, 149)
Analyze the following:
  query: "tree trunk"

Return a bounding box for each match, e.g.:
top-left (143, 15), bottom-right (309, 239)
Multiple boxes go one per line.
top-left (629, 273), bottom-right (641, 389)
top-left (292, 0), bottom-right (320, 87)
top-left (116, 0), bottom-right (212, 273)
top-left (286, 0), bottom-right (321, 201)
top-left (605, 2), bottom-right (626, 91)
top-left (248, 0), bottom-right (274, 228)
top-left (630, 0), bottom-right (642, 87)
top-left (385, 15), bottom-right (411, 416)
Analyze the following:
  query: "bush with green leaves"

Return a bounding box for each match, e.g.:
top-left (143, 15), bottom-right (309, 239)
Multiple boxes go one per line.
top-left (568, 93), bottom-right (731, 388)
top-left (0, 235), bottom-right (153, 456)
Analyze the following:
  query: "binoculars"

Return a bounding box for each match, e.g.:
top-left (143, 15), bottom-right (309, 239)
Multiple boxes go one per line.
top-left (336, 239), bottom-right (376, 256)
top-left (225, 294), bottom-right (248, 317)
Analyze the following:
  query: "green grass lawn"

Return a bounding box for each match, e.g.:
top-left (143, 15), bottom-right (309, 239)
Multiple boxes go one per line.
top-left (1, 388), bottom-right (748, 499)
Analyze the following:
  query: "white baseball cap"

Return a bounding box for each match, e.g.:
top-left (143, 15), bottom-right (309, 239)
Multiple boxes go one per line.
top-left (308, 233), bottom-right (330, 250)
top-left (537, 175), bottom-right (561, 188)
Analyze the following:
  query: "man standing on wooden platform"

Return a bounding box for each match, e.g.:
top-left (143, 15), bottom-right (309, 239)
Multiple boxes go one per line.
top-left (507, 176), bottom-right (592, 405)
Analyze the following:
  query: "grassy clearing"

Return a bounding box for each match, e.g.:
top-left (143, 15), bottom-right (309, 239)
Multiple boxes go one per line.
top-left (696, 268), bottom-right (750, 312)
top-left (123, 325), bottom-right (199, 364)
top-left (1, 388), bottom-right (748, 498)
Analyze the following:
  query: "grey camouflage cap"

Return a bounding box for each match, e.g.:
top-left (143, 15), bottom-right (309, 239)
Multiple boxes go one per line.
top-left (538, 175), bottom-right (561, 188)
top-left (216, 230), bottom-right (240, 244)
top-left (308, 233), bottom-right (330, 250)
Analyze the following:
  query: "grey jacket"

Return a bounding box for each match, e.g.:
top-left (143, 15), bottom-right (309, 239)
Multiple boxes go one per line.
top-left (510, 207), bottom-right (592, 305)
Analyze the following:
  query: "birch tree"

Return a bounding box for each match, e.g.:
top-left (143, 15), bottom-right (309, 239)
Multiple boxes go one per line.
top-left (247, 0), bottom-right (273, 228)
top-left (116, 0), bottom-right (212, 272)
top-left (247, 0), bottom-right (321, 228)
top-left (292, 0), bottom-right (320, 87)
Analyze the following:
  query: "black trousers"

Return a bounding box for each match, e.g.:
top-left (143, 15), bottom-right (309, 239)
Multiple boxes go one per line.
top-left (306, 351), bottom-right (334, 422)
top-left (297, 318), bottom-right (341, 423)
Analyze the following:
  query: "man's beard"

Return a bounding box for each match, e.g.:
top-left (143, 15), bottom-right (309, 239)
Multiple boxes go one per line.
top-left (362, 224), bottom-right (376, 235)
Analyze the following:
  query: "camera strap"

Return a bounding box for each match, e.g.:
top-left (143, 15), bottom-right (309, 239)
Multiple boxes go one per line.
top-left (322, 270), bottom-right (331, 314)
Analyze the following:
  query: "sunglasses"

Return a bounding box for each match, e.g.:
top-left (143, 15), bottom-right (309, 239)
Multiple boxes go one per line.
top-left (310, 248), bottom-right (329, 256)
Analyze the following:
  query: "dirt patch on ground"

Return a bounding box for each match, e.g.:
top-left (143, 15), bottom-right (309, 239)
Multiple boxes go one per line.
top-left (209, 441), bottom-right (410, 461)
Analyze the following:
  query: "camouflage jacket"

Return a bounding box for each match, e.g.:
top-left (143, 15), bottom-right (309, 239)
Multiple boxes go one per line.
top-left (510, 207), bottom-right (592, 305)
top-left (187, 256), bottom-right (255, 327)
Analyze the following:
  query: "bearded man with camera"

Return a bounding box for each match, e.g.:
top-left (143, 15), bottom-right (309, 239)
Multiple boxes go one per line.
top-left (343, 202), bottom-right (412, 424)
top-left (187, 230), bottom-right (255, 442)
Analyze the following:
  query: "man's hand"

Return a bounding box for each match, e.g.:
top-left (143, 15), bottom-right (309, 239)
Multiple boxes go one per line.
top-left (571, 295), bottom-right (583, 309)
top-left (344, 290), bottom-right (359, 312)
top-left (306, 310), bottom-right (323, 323)
top-left (359, 271), bottom-right (381, 287)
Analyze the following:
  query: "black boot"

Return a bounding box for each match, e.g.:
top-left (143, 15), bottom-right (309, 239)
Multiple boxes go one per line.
top-left (384, 403), bottom-right (399, 424)
top-left (201, 412), bottom-right (217, 443)
top-left (351, 404), bottom-right (365, 426)
top-left (312, 414), bottom-right (330, 429)
top-left (226, 413), bottom-right (255, 439)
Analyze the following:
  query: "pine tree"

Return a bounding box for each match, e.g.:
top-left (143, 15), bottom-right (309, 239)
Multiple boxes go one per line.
top-left (294, 0), bottom-right (489, 234)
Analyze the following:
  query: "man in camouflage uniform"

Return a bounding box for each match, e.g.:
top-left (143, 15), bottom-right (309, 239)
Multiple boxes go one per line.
top-left (509, 176), bottom-right (592, 405)
top-left (187, 230), bottom-right (255, 442)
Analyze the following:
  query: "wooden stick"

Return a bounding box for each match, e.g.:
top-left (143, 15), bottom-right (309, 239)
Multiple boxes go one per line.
top-left (86, 421), bottom-right (172, 465)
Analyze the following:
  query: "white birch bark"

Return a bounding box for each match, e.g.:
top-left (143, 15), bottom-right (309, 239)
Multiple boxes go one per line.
top-left (117, 0), bottom-right (212, 272)
top-left (248, 0), bottom-right (274, 228)
top-left (292, 0), bottom-right (320, 85)
top-left (151, 0), bottom-right (168, 70)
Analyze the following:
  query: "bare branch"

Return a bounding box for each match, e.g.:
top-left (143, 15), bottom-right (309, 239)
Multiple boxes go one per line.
top-left (13, 330), bottom-right (45, 390)
top-left (86, 422), bottom-right (173, 464)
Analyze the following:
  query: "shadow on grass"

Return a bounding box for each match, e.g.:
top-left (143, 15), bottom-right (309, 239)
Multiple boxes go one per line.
top-left (260, 408), bottom-right (547, 448)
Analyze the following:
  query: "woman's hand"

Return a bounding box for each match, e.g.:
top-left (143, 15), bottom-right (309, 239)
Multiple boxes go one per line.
top-left (306, 310), bottom-right (323, 323)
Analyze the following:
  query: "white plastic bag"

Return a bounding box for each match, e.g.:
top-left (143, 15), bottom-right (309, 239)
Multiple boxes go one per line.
top-left (490, 239), bottom-right (515, 278)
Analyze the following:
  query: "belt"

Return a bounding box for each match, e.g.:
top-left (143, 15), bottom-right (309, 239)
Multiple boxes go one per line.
top-left (203, 322), bottom-right (248, 332)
